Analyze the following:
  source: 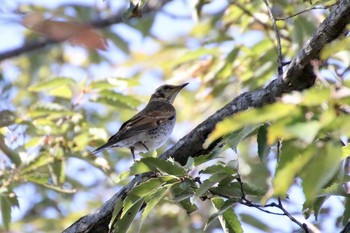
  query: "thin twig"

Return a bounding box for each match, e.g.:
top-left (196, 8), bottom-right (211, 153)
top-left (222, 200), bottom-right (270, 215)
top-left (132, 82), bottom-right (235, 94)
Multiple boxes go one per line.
top-left (235, 175), bottom-right (309, 232)
top-left (276, 6), bottom-right (327, 21)
top-left (239, 200), bottom-right (285, 215)
top-left (276, 139), bottom-right (281, 161)
top-left (277, 197), bottom-right (309, 233)
top-left (231, 1), bottom-right (291, 42)
top-left (263, 0), bottom-right (284, 77)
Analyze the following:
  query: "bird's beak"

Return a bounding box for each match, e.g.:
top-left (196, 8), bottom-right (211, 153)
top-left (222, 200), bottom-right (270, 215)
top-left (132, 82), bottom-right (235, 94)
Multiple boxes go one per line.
top-left (168, 83), bottom-right (188, 103)
top-left (178, 82), bottom-right (189, 89)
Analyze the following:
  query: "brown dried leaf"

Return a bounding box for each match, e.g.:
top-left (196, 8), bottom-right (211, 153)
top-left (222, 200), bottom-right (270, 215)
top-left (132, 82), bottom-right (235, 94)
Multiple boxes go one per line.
top-left (22, 14), bottom-right (108, 50)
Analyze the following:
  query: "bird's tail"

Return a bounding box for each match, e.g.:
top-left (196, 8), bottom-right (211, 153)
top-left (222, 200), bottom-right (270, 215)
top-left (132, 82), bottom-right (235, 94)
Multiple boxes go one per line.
top-left (91, 141), bottom-right (118, 155)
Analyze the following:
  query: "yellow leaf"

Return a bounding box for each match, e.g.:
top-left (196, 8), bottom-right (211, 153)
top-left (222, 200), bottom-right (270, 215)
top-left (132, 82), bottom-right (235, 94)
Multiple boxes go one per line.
top-left (205, 103), bottom-right (296, 147)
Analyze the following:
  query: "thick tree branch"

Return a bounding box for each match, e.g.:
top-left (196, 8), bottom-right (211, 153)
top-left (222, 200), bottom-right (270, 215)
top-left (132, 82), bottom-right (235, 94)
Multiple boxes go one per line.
top-left (0, 1), bottom-right (170, 61)
top-left (63, 1), bottom-right (350, 232)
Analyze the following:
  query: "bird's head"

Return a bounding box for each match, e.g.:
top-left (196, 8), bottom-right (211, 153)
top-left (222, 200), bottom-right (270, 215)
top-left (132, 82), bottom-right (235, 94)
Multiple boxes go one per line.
top-left (150, 83), bottom-right (188, 103)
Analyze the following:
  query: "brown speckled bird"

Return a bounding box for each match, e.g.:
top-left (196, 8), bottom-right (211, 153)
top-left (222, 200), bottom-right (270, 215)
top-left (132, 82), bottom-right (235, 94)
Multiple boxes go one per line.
top-left (92, 83), bottom-right (188, 159)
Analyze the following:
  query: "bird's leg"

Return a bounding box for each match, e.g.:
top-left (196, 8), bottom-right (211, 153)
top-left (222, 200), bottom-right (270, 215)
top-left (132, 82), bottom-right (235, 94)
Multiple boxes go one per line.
top-left (140, 142), bottom-right (149, 151)
top-left (130, 146), bottom-right (135, 160)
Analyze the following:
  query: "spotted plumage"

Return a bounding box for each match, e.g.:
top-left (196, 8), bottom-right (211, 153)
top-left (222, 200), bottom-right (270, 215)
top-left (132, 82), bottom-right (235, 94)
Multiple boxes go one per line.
top-left (92, 83), bottom-right (188, 159)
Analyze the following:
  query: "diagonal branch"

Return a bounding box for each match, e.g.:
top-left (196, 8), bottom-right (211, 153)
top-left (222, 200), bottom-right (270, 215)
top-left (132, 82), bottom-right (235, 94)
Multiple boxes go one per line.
top-left (63, 1), bottom-right (350, 232)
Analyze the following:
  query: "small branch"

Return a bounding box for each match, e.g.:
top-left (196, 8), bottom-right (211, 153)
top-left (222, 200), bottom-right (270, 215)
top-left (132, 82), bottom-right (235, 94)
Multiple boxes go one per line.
top-left (232, 2), bottom-right (269, 30)
top-left (276, 198), bottom-right (309, 233)
top-left (239, 200), bottom-right (285, 216)
top-left (263, 0), bottom-right (284, 77)
top-left (0, 39), bottom-right (57, 62)
top-left (276, 139), bottom-right (281, 161)
top-left (276, 6), bottom-right (327, 21)
top-left (236, 176), bottom-right (309, 232)
top-left (231, 1), bottom-right (291, 42)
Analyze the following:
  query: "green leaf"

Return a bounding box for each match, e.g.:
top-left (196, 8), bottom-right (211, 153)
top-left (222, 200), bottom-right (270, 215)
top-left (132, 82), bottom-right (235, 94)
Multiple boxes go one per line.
top-left (88, 80), bottom-right (116, 90)
top-left (177, 197), bottom-right (198, 214)
top-left (317, 181), bottom-right (349, 197)
top-left (170, 181), bottom-right (197, 214)
top-left (140, 186), bottom-right (168, 226)
top-left (194, 173), bottom-right (231, 200)
top-left (106, 32), bottom-right (130, 54)
top-left (194, 143), bottom-right (226, 166)
top-left (211, 182), bottom-right (265, 199)
top-left (28, 77), bottom-right (75, 99)
top-left (95, 90), bottom-right (141, 110)
top-left (88, 77), bottom-right (139, 90)
top-left (227, 125), bottom-right (260, 151)
top-left (21, 153), bottom-right (54, 174)
top-left (321, 37), bottom-right (350, 60)
top-left (343, 198), bottom-right (350, 226)
top-left (285, 121), bottom-right (320, 144)
top-left (239, 213), bottom-right (270, 232)
top-left (110, 197), bottom-right (124, 230)
top-left (342, 144), bottom-right (350, 159)
top-left (303, 196), bottom-right (328, 220)
top-left (50, 159), bottom-right (66, 185)
top-left (24, 137), bottom-right (42, 148)
top-left (132, 16), bottom-right (155, 36)
top-left (30, 102), bottom-right (73, 118)
top-left (301, 142), bottom-right (343, 201)
top-left (175, 48), bottom-right (220, 66)
top-left (257, 124), bottom-right (270, 161)
top-left (26, 176), bottom-right (76, 193)
top-left (123, 177), bottom-right (178, 217)
top-left (130, 158), bottom-right (187, 176)
top-left (206, 103), bottom-right (297, 147)
top-left (215, 48), bottom-right (240, 80)
top-left (48, 85), bottom-right (73, 99)
top-left (113, 198), bottom-right (144, 233)
top-left (209, 197), bottom-right (243, 233)
top-left (205, 198), bottom-right (238, 230)
top-left (0, 196), bottom-right (11, 230)
top-left (292, 17), bottom-right (315, 49)
top-left (200, 162), bottom-right (237, 175)
top-left (301, 87), bottom-right (331, 106)
top-left (273, 142), bottom-right (315, 196)
top-left (28, 77), bottom-right (75, 91)
top-left (0, 137), bottom-right (21, 166)
top-left (170, 179), bottom-right (196, 201)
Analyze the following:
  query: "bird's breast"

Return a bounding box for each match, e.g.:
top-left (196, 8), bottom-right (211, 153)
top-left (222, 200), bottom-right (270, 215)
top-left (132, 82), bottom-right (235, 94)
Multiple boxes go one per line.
top-left (136, 118), bottom-right (176, 151)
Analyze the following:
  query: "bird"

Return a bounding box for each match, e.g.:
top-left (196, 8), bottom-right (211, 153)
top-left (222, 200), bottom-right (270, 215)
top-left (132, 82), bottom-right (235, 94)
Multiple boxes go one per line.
top-left (92, 83), bottom-right (188, 159)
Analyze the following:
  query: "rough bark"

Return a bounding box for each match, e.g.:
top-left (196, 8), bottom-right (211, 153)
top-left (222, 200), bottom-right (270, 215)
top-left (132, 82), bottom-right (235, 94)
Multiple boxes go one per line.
top-left (63, 1), bottom-right (350, 232)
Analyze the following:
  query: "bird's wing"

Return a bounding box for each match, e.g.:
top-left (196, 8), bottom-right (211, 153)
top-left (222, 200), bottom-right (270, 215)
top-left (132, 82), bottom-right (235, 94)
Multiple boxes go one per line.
top-left (91, 102), bottom-right (175, 154)
top-left (107, 102), bottom-right (175, 143)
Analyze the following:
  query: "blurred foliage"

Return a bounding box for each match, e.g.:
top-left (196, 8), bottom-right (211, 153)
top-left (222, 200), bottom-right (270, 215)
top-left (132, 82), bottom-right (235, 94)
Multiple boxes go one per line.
top-left (0, 0), bottom-right (350, 232)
